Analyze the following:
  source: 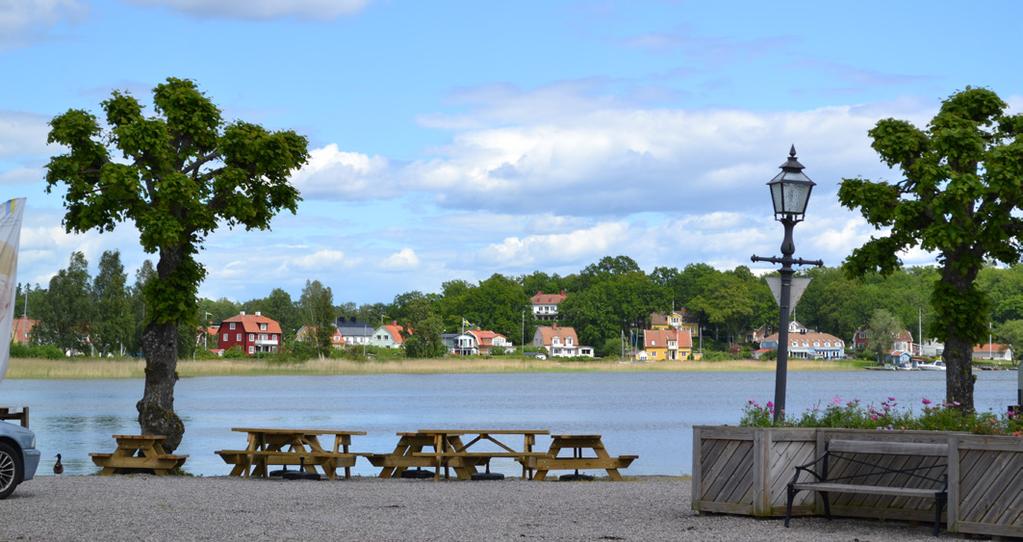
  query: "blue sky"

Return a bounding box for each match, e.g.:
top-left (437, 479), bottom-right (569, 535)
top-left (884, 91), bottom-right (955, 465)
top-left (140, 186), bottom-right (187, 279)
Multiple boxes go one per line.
top-left (1, 0), bottom-right (1021, 303)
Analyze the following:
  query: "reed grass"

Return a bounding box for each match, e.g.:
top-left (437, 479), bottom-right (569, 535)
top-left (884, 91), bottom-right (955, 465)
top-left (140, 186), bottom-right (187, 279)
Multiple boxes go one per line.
top-left (4, 356), bottom-right (870, 380)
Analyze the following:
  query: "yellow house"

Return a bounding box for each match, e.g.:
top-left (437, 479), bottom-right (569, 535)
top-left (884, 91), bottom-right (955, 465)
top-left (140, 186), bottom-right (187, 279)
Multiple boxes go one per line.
top-left (640, 328), bottom-right (694, 361)
top-left (649, 310), bottom-right (700, 338)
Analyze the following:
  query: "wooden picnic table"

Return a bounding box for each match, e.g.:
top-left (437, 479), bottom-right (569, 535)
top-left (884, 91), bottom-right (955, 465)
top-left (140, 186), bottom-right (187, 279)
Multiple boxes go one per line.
top-left (0, 406), bottom-right (29, 428)
top-left (90, 435), bottom-right (188, 476)
top-left (370, 429), bottom-right (550, 480)
top-left (216, 427), bottom-right (367, 480)
top-left (524, 434), bottom-right (637, 481)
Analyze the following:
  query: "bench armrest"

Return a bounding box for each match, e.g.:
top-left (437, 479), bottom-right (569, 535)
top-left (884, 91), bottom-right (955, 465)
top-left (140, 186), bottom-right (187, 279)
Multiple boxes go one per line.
top-left (790, 453), bottom-right (827, 486)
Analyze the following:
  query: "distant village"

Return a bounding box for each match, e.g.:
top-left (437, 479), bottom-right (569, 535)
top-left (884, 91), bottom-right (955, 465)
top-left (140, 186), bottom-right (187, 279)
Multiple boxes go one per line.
top-left (13, 288), bottom-right (1012, 363)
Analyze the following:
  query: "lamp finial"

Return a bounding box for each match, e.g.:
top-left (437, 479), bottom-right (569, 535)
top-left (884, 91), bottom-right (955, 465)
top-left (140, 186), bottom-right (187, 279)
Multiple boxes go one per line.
top-left (789, 145), bottom-right (797, 158)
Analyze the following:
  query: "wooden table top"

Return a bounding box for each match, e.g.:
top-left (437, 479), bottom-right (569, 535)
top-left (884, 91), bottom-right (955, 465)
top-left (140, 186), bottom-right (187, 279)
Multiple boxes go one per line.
top-left (112, 434), bottom-right (167, 440)
top-left (231, 427), bottom-right (367, 435)
top-left (409, 429), bottom-right (551, 435)
top-left (550, 434), bottom-right (603, 440)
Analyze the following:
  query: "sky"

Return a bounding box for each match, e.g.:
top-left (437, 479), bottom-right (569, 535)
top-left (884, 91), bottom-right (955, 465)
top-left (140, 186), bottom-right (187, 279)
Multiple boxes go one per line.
top-left (1, 0), bottom-right (1022, 304)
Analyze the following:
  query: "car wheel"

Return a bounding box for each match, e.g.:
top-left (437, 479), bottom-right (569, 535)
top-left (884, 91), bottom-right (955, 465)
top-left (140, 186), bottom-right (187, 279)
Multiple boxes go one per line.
top-left (0, 441), bottom-right (23, 499)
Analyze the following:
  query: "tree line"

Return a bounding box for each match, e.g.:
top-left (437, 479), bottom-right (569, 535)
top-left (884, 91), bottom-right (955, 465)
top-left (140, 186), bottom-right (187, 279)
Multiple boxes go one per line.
top-left (20, 252), bottom-right (1023, 360)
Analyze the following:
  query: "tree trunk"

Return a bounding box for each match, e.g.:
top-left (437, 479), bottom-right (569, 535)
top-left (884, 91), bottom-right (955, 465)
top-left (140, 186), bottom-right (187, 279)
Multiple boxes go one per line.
top-left (939, 259), bottom-right (979, 412)
top-left (136, 245), bottom-right (186, 452)
top-left (943, 335), bottom-right (975, 411)
top-left (137, 321), bottom-right (184, 451)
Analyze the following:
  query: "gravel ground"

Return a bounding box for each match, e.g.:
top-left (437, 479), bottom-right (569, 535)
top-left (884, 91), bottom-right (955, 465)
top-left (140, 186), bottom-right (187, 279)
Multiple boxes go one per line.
top-left (1, 476), bottom-right (964, 541)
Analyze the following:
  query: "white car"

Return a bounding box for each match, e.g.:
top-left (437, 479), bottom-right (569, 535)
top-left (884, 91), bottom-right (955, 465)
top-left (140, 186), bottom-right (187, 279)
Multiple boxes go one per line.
top-left (534, 353), bottom-right (547, 360)
top-left (0, 420), bottom-right (40, 499)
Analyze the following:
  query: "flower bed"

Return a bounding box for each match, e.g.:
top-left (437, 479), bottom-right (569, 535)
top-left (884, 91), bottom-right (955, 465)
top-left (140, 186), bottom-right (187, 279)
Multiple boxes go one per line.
top-left (740, 396), bottom-right (1023, 435)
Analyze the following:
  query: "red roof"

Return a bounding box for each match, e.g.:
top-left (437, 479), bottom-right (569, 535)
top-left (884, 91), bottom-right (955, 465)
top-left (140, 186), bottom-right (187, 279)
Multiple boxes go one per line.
top-left (973, 343), bottom-right (1010, 353)
top-left (11, 317), bottom-right (37, 344)
top-left (468, 330), bottom-right (506, 347)
top-left (535, 325), bottom-right (578, 347)
top-left (643, 329), bottom-right (693, 349)
top-left (381, 324), bottom-right (405, 345)
top-left (531, 291), bottom-right (567, 305)
top-left (221, 312), bottom-right (282, 334)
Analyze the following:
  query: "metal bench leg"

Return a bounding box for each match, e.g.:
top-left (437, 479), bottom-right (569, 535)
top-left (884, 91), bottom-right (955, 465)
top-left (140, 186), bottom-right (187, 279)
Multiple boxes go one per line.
top-left (821, 492), bottom-right (831, 520)
top-left (785, 485), bottom-right (796, 528)
top-left (933, 493), bottom-right (946, 537)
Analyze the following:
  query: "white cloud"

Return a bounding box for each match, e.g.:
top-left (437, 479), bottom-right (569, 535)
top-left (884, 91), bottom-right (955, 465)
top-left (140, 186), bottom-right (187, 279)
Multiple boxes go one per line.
top-left (0, 111), bottom-right (53, 158)
top-left (125, 0), bottom-right (368, 20)
top-left (292, 249), bottom-right (346, 269)
top-left (291, 143), bottom-right (392, 201)
top-left (481, 222), bottom-right (631, 268)
top-left (0, 0), bottom-right (84, 50)
top-left (379, 248), bottom-right (419, 270)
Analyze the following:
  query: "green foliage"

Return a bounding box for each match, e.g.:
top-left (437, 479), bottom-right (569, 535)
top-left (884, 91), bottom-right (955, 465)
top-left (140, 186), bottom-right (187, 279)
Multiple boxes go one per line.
top-left (403, 314), bottom-right (446, 358)
top-left (741, 396), bottom-right (1023, 435)
top-left (299, 280), bottom-right (336, 357)
top-left (866, 308), bottom-right (902, 361)
top-left (10, 342), bottom-right (66, 359)
top-left (222, 345), bottom-right (246, 359)
top-left (838, 87), bottom-right (1023, 410)
top-left (601, 337), bottom-right (624, 359)
top-left (32, 252), bottom-right (94, 353)
top-left (92, 251), bottom-right (132, 356)
top-left (45, 76), bottom-right (307, 330)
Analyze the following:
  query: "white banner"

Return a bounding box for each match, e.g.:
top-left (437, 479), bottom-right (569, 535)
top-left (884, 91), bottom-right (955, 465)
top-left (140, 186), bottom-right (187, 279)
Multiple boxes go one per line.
top-left (0, 198), bottom-right (26, 382)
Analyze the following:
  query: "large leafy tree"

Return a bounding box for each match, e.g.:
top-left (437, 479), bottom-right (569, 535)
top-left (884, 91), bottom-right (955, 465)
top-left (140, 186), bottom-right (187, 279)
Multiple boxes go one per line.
top-left (299, 280), bottom-right (336, 357)
top-left (34, 251), bottom-right (94, 353)
top-left (839, 87), bottom-right (1023, 411)
top-left (45, 78), bottom-right (308, 450)
top-left (92, 250), bottom-right (132, 356)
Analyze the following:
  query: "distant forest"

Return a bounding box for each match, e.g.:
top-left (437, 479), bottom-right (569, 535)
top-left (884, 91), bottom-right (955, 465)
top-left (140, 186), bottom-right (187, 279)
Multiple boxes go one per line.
top-left (17, 252), bottom-right (1023, 357)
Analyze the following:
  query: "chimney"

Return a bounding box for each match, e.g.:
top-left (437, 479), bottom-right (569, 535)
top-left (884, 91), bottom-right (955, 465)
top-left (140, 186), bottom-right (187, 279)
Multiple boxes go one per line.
top-left (552, 322), bottom-right (558, 330)
top-left (255, 311), bottom-right (261, 316)
top-left (560, 289), bottom-right (566, 296)
top-left (240, 311), bottom-right (246, 316)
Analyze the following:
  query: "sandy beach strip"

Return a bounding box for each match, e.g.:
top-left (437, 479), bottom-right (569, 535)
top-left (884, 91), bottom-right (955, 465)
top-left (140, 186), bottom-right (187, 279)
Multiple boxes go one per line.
top-left (2, 476), bottom-right (949, 541)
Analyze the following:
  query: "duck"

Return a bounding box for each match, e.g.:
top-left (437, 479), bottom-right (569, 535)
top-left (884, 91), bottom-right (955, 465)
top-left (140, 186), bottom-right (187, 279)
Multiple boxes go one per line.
top-left (53, 453), bottom-right (63, 476)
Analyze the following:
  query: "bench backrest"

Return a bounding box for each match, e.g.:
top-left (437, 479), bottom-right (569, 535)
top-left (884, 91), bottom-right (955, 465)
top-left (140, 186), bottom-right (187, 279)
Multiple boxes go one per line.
top-left (827, 439), bottom-right (948, 456)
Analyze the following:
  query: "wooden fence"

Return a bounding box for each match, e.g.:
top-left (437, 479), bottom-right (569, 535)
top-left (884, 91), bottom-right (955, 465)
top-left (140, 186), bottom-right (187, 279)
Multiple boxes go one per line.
top-left (692, 426), bottom-right (1023, 536)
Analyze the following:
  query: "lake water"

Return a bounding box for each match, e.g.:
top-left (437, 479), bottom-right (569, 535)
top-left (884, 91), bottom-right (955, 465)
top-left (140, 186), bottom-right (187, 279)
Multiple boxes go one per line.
top-left (0, 370), bottom-right (1017, 477)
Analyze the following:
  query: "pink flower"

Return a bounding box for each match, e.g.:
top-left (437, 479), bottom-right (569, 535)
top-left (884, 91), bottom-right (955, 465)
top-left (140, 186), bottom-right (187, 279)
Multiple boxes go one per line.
top-left (887, 396), bottom-right (896, 402)
top-left (766, 401), bottom-right (774, 409)
top-left (831, 396), bottom-right (842, 406)
top-left (922, 398), bottom-right (932, 406)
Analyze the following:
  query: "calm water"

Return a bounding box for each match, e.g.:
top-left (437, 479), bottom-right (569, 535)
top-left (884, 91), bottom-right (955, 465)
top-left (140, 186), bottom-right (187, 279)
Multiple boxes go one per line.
top-left (0, 370), bottom-right (1017, 477)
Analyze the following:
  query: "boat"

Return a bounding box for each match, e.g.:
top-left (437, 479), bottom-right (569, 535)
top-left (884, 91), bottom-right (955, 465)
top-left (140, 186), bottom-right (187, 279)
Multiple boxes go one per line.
top-left (917, 361), bottom-right (946, 371)
top-left (865, 365), bottom-right (897, 371)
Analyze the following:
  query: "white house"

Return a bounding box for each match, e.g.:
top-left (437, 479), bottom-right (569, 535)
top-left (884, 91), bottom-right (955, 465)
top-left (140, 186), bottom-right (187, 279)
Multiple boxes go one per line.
top-left (760, 329), bottom-right (846, 360)
top-left (972, 343), bottom-right (1013, 361)
top-left (531, 291), bottom-right (567, 321)
top-left (532, 324), bottom-right (593, 358)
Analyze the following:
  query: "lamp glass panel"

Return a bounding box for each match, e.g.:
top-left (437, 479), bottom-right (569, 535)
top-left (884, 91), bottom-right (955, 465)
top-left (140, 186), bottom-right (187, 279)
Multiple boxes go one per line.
top-left (782, 182), bottom-right (810, 215)
top-left (770, 182), bottom-right (784, 214)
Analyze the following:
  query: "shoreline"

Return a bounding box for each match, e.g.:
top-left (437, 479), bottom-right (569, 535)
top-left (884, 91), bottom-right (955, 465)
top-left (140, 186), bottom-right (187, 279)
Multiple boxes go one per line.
top-left (5, 356), bottom-right (870, 379)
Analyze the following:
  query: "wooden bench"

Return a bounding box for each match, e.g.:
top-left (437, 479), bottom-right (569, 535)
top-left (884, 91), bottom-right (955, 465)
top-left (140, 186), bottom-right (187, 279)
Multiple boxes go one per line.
top-left (90, 435), bottom-right (188, 476)
top-left (523, 434), bottom-right (638, 481)
top-left (785, 439), bottom-right (949, 536)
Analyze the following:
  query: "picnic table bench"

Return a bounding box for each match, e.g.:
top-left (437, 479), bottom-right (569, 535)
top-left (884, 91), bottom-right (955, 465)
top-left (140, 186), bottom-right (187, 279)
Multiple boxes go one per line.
top-left (0, 406), bottom-right (29, 428)
top-left (373, 429), bottom-right (549, 480)
top-left (785, 439), bottom-right (949, 536)
top-left (217, 427), bottom-right (368, 480)
top-left (522, 434), bottom-right (637, 481)
top-left (90, 435), bottom-right (187, 476)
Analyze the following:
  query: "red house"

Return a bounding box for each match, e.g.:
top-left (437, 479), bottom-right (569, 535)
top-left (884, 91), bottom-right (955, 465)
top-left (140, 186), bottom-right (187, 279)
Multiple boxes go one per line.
top-left (217, 311), bottom-right (283, 356)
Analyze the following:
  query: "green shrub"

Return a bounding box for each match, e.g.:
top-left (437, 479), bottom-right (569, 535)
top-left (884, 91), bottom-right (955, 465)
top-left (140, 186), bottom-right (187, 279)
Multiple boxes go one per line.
top-left (9, 342), bottom-right (66, 359)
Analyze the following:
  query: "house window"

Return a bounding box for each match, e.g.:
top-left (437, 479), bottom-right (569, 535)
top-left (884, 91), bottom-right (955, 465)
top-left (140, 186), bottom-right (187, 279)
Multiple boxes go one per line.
top-left (791, 341), bottom-right (797, 347)
top-left (813, 341), bottom-right (820, 347)
top-left (229, 323), bottom-right (236, 330)
top-left (566, 337), bottom-right (574, 346)
top-left (271, 346), bottom-right (277, 352)
top-left (248, 346), bottom-right (254, 354)
top-left (801, 341), bottom-right (808, 347)
top-left (236, 333), bottom-right (242, 341)
top-left (824, 341), bottom-right (831, 347)
top-left (260, 323), bottom-right (267, 331)
top-left (222, 333), bottom-right (228, 341)
top-left (249, 334), bottom-right (254, 341)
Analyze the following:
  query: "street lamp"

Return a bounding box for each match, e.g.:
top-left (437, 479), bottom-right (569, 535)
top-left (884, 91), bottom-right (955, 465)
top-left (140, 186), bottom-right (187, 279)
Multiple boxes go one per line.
top-left (752, 146), bottom-right (824, 423)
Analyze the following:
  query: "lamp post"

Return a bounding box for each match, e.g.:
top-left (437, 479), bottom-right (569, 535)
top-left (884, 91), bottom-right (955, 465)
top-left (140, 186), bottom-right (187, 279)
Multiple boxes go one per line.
top-left (752, 146), bottom-right (824, 423)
